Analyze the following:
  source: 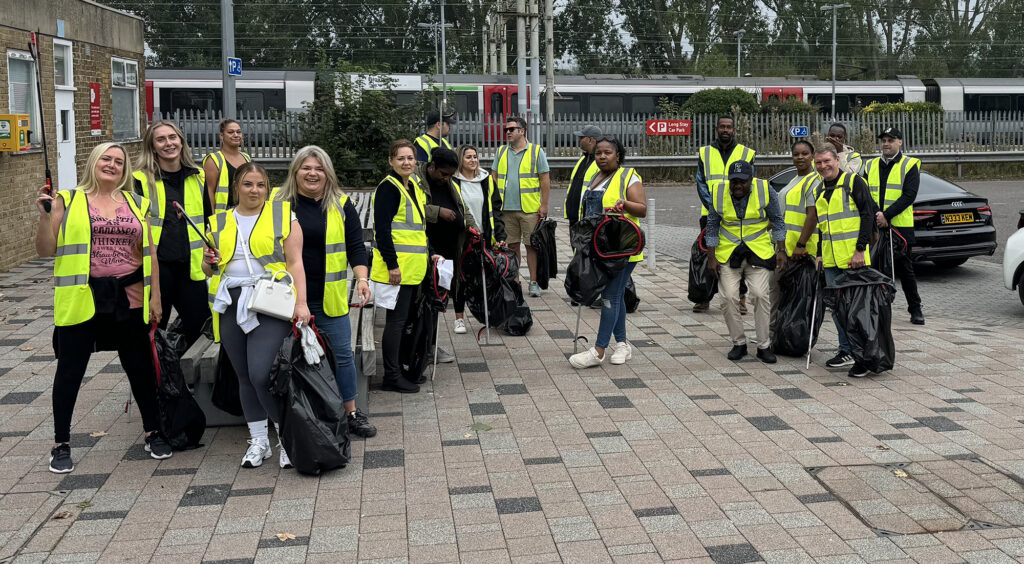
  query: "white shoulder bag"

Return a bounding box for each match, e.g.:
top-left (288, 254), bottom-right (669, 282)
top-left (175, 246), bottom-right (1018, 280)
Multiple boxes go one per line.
top-left (238, 219), bottom-right (296, 321)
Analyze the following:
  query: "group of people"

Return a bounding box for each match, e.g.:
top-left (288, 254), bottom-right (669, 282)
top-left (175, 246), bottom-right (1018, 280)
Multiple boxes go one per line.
top-left (680, 116), bottom-right (922, 378)
top-left (33, 107), bottom-right (919, 475)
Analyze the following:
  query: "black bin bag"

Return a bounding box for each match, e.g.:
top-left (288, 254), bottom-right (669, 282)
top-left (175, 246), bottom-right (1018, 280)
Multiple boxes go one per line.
top-left (149, 323), bottom-right (206, 450)
top-left (688, 231), bottom-right (718, 304)
top-left (870, 228), bottom-right (908, 279)
top-left (624, 276), bottom-right (640, 313)
top-left (772, 259), bottom-right (825, 357)
top-left (530, 217), bottom-right (559, 290)
top-left (269, 326), bottom-right (351, 475)
top-left (504, 281), bottom-right (533, 336)
top-left (461, 244), bottom-right (519, 328)
top-left (827, 267), bottom-right (897, 373)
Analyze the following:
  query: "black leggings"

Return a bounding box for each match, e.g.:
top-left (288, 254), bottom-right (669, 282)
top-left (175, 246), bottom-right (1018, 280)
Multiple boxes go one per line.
top-left (382, 285), bottom-right (418, 381)
top-left (158, 259), bottom-right (211, 347)
top-left (52, 309), bottom-right (160, 444)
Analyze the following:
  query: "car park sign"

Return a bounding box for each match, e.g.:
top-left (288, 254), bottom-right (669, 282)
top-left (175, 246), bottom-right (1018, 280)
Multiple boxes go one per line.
top-left (789, 125), bottom-right (809, 137)
top-left (227, 57), bottom-right (242, 76)
top-left (646, 119), bottom-right (691, 136)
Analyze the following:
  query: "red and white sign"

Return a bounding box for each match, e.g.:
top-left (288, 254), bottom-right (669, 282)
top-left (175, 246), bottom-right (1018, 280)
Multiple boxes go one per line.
top-left (89, 82), bottom-right (102, 135)
top-left (646, 119), bottom-right (691, 136)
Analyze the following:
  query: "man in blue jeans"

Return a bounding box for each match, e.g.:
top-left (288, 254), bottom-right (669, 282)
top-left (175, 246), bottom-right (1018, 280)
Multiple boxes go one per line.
top-left (793, 146), bottom-right (874, 378)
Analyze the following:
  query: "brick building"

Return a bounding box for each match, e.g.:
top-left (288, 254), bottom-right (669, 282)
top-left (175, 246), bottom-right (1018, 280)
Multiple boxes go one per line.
top-left (0, 0), bottom-right (145, 270)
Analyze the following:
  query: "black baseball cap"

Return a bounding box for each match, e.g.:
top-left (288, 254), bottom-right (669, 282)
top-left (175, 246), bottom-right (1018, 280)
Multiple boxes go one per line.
top-left (573, 125), bottom-right (602, 138)
top-left (727, 161), bottom-right (753, 180)
top-left (426, 111), bottom-right (456, 127)
top-left (877, 127), bottom-right (902, 140)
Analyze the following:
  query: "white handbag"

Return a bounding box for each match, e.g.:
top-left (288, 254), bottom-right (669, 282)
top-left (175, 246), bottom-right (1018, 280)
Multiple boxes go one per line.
top-left (239, 226), bottom-right (296, 321)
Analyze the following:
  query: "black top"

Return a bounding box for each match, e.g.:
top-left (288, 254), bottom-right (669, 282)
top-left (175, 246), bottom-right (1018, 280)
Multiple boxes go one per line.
top-left (224, 161), bottom-right (238, 208)
top-left (876, 151), bottom-right (919, 243)
top-left (565, 152), bottom-right (594, 225)
top-left (294, 193), bottom-right (369, 304)
top-left (373, 173), bottom-right (424, 270)
top-left (133, 167), bottom-right (211, 264)
top-left (424, 172), bottom-right (464, 259)
top-left (819, 174), bottom-right (874, 253)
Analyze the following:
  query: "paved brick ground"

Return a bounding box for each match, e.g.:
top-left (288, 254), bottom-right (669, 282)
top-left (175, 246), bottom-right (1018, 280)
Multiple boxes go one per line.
top-left (1, 222), bottom-right (1024, 563)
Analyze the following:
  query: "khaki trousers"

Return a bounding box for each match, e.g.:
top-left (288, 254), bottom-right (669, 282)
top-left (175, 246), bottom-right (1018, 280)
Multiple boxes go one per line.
top-left (718, 259), bottom-right (772, 349)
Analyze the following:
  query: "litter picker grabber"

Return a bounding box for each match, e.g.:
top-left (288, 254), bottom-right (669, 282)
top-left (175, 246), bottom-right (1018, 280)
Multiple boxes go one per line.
top-left (806, 261), bottom-right (822, 370)
top-left (28, 32), bottom-right (52, 212)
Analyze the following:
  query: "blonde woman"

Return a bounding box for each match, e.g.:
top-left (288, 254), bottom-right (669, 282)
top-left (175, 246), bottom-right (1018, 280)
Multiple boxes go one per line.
top-left (134, 121), bottom-right (211, 346)
top-left (35, 142), bottom-right (168, 474)
top-left (274, 146), bottom-right (375, 438)
top-left (204, 162), bottom-right (309, 469)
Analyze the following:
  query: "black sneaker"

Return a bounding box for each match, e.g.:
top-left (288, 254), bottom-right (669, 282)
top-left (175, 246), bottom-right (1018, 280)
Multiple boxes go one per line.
top-left (826, 352), bottom-right (855, 368)
top-left (756, 347), bottom-right (777, 364)
top-left (49, 443), bottom-right (73, 474)
top-left (145, 432), bottom-right (173, 460)
top-left (910, 309), bottom-right (925, 325)
top-left (848, 363), bottom-right (869, 378)
top-left (727, 344), bottom-right (748, 361)
top-left (382, 378), bottom-right (420, 394)
top-left (348, 410), bottom-right (378, 438)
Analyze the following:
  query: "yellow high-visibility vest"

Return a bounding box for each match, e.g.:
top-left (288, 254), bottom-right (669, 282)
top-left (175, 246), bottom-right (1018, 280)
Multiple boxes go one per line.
top-left (581, 166), bottom-right (645, 263)
top-left (414, 134), bottom-right (452, 162)
top-left (699, 144), bottom-right (755, 217)
top-left (711, 178), bottom-right (774, 263)
top-left (203, 150), bottom-right (252, 212)
top-left (494, 143), bottom-right (542, 213)
top-left (863, 155), bottom-right (921, 228)
top-left (564, 154), bottom-right (599, 219)
top-left (783, 172), bottom-right (821, 257)
top-left (132, 170), bottom-right (207, 281)
top-left (370, 176), bottom-right (428, 286)
top-left (815, 173), bottom-right (872, 269)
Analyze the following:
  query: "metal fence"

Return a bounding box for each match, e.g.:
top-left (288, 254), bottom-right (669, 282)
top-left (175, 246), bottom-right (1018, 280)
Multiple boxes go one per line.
top-left (162, 110), bottom-right (1024, 166)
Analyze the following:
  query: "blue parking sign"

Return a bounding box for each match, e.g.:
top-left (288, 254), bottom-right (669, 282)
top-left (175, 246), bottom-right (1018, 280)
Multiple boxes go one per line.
top-left (227, 57), bottom-right (242, 76)
top-left (789, 125), bottom-right (809, 137)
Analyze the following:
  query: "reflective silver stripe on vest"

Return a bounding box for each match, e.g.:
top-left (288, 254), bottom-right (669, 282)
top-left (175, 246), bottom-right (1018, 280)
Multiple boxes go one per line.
top-left (210, 152), bottom-right (223, 169)
top-left (55, 274), bottom-right (89, 287)
top-left (56, 243), bottom-right (89, 257)
top-left (189, 239), bottom-right (206, 251)
top-left (785, 203), bottom-right (808, 214)
top-left (393, 244), bottom-right (428, 254)
top-left (825, 231), bottom-right (860, 241)
top-left (150, 216), bottom-right (164, 227)
top-left (495, 146), bottom-right (508, 181)
top-left (325, 242), bottom-right (347, 254)
top-left (325, 271), bottom-right (348, 283)
top-left (392, 191), bottom-right (424, 231)
top-left (255, 201), bottom-right (287, 267)
top-left (720, 230), bottom-right (741, 244)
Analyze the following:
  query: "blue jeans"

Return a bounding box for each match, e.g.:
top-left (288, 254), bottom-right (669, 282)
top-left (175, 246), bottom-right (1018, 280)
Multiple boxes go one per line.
top-left (824, 267), bottom-right (851, 354)
top-left (596, 262), bottom-right (637, 349)
top-left (308, 301), bottom-right (357, 403)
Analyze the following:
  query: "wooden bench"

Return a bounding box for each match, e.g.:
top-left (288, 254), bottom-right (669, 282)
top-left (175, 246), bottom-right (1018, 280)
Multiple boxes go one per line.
top-left (184, 190), bottom-right (378, 424)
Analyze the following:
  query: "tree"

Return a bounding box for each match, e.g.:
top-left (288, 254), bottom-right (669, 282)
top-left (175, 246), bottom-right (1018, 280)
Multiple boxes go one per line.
top-left (554, 0), bottom-right (631, 73)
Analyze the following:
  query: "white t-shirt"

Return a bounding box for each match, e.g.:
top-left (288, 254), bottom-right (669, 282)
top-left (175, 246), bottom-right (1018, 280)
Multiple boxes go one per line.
top-left (224, 211), bottom-right (265, 278)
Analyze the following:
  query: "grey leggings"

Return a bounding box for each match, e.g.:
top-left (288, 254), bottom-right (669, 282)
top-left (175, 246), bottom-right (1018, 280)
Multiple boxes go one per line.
top-left (220, 287), bottom-right (292, 424)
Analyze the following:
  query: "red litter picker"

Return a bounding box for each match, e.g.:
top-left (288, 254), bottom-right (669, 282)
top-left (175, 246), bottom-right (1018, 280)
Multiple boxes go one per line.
top-left (28, 31), bottom-right (52, 212)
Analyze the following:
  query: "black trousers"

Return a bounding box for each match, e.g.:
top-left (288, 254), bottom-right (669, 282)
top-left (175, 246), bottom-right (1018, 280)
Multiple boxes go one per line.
top-left (52, 309), bottom-right (160, 444)
top-left (158, 259), bottom-right (211, 347)
top-left (382, 285), bottom-right (418, 381)
top-left (893, 247), bottom-right (922, 312)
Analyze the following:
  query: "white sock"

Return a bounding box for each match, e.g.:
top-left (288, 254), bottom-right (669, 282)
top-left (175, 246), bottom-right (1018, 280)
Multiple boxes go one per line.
top-left (274, 423), bottom-right (283, 446)
top-left (248, 420), bottom-right (269, 445)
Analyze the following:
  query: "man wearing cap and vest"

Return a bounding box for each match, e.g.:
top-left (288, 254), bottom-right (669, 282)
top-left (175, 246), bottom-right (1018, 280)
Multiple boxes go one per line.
top-left (862, 127), bottom-right (924, 325)
top-left (705, 161), bottom-right (787, 364)
top-left (695, 115), bottom-right (755, 313)
top-left (203, 119), bottom-right (251, 212)
top-left (564, 125), bottom-right (601, 228)
top-left (800, 146), bottom-right (876, 378)
top-left (414, 111), bottom-right (455, 163)
top-left (491, 116), bottom-right (551, 298)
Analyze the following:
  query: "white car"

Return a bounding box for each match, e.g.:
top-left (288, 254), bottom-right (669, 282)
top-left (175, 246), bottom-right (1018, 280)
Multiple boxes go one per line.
top-left (1003, 211), bottom-right (1024, 305)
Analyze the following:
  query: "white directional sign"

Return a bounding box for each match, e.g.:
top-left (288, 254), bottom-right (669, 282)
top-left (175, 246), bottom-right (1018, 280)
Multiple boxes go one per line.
top-left (789, 125), bottom-right (809, 137)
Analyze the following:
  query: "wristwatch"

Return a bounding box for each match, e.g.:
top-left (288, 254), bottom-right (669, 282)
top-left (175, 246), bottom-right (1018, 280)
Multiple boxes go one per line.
top-left (795, 241), bottom-right (807, 249)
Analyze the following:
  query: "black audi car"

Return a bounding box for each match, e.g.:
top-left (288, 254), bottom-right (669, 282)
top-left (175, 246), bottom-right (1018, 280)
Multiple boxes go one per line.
top-left (768, 168), bottom-right (997, 268)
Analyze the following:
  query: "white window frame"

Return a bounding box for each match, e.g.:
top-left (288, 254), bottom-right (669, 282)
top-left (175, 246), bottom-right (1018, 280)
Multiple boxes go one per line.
top-left (53, 39), bottom-right (74, 90)
top-left (7, 50), bottom-right (42, 146)
top-left (111, 56), bottom-right (140, 140)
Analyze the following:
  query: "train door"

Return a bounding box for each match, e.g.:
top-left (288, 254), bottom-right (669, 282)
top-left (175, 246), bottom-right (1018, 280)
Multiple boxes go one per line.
top-left (483, 85), bottom-right (529, 143)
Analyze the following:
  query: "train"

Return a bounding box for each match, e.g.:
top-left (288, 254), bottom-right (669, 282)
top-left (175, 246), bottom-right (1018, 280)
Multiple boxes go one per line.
top-left (147, 69), bottom-right (1024, 120)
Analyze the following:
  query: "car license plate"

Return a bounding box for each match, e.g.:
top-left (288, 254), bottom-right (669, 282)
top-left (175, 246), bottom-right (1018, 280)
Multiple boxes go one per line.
top-left (941, 212), bottom-right (974, 224)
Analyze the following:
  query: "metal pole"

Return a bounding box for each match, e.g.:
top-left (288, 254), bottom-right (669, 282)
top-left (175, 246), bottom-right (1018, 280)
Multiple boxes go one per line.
top-left (647, 198), bottom-right (656, 270)
top-left (499, 12), bottom-right (508, 73)
top-left (733, 30), bottom-right (745, 78)
top-left (544, 0), bottom-right (554, 153)
top-left (516, 0), bottom-right (528, 117)
top-left (529, 0), bottom-right (540, 140)
top-left (482, 21), bottom-right (489, 74)
top-left (822, 4), bottom-right (851, 118)
top-left (221, 0), bottom-right (236, 118)
top-left (440, 0), bottom-right (448, 123)
top-left (489, 14), bottom-right (498, 73)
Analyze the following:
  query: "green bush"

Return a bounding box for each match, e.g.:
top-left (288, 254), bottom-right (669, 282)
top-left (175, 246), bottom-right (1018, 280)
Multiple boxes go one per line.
top-left (761, 97), bottom-right (819, 115)
top-left (860, 101), bottom-right (944, 114)
top-left (678, 88), bottom-right (760, 116)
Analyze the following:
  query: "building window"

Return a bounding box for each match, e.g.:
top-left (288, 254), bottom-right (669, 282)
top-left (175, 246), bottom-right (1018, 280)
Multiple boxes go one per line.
top-left (53, 41), bottom-right (72, 87)
top-left (7, 50), bottom-right (41, 145)
top-left (111, 57), bottom-right (139, 140)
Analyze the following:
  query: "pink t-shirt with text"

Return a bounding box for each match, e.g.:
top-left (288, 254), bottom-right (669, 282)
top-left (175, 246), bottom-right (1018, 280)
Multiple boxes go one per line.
top-left (90, 200), bottom-right (144, 308)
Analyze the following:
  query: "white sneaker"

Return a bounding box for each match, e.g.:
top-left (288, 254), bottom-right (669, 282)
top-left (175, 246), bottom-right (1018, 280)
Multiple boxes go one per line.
top-left (569, 347), bottom-right (605, 369)
top-left (279, 445), bottom-right (293, 469)
top-left (610, 341), bottom-right (632, 365)
top-left (454, 319), bottom-right (467, 334)
top-left (241, 438), bottom-right (271, 468)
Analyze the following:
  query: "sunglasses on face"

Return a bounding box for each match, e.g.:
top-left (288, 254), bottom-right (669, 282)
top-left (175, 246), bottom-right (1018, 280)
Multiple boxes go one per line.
top-left (504, 126), bottom-right (522, 133)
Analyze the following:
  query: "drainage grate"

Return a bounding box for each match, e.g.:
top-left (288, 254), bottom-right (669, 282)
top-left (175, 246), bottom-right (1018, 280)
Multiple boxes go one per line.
top-left (805, 458), bottom-right (1024, 535)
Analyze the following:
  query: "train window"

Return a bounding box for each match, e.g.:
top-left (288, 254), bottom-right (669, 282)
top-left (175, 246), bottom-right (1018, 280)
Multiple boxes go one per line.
top-left (511, 93), bottom-right (519, 113)
top-left (670, 94), bottom-right (690, 105)
top-left (395, 92), bottom-right (418, 107)
top-left (979, 95), bottom-right (1011, 111)
top-left (590, 94), bottom-right (624, 114)
top-left (553, 96), bottom-right (581, 115)
top-left (490, 93), bottom-right (503, 116)
top-left (452, 92), bottom-right (470, 116)
top-left (170, 89), bottom-right (218, 113)
top-left (236, 91), bottom-right (265, 113)
top-left (1018, 95), bottom-right (1024, 112)
top-left (631, 95), bottom-right (659, 115)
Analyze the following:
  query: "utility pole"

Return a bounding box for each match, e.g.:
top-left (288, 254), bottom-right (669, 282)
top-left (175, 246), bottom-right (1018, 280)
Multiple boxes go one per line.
top-left (733, 29), bottom-right (745, 78)
top-left (529, 0), bottom-right (540, 140)
top-left (499, 13), bottom-right (508, 73)
top-left (220, 0), bottom-right (236, 118)
top-left (516, 0), bottom-right (528, 118)
top-left (482, 20), bottom-right (489, 74)
top-left (822, 3), bottom-right (851, 117)
top-left (488, 14), bottom-right (498, 73)
top-left (544, 0), bottom-right (554, 153)
top-left (417, 20), bottom-right (454, 138)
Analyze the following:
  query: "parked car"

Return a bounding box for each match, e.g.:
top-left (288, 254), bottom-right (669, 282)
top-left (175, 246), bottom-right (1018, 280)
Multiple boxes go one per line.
top-left (1002, 211), bottom-right (1024, 306)
top-left (768, 167), bottom-right (997, 268)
